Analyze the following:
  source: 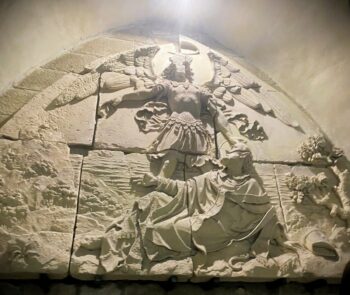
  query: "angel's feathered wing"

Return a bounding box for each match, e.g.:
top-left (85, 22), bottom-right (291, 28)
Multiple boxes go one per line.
top-left (206, 51), bottom-right (299, 129)
top-left (49, 45), bottom-right (160, 108)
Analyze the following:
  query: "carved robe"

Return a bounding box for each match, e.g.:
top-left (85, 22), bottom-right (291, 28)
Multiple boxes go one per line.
top-left (99, 171), bottom-right (278, 272)
top-left (136, 81), bottom-right (214, 167)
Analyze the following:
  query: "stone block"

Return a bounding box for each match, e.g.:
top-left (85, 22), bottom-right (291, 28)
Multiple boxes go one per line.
top-left (0, 138), bottom-right (81, 278)
top-left (48, 93), bottom-right (98, 146)
top-left (75, 37), bottom-right (135, 57)
top-left (70, 150), bottom-right (190, 280)
top-left (43, 53), bottom-right (98, 74)
top-left (107, 27), bottom-right (155, 44)
top-left (94, 93), bottom-right (158, 152)
top-left (191, 162), bottom-right (350, 282)
top-left (95, 89), bottom-right (215, 154)
top-left (216, 97), bottom-right (317, 163)
top-left (0, 31), bottom-right (347, 284)
top-left (0, 74), bottom-right (98, 146)
top-left (0, 88), bottom-right (37, 116)
top-left (0, 114), bottom-right (10, 127)
top-left (14, 68), bottom-right (65, 91)
top-left (151, 31), bottom-right (179, 45)
top-left (273, 164), bottom-right (350, 280)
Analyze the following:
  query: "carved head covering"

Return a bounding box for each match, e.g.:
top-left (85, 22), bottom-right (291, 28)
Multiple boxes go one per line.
top-left (222, 142), bottom-right (253, 175)
top-left (162, 54), bottom-right (194, 82)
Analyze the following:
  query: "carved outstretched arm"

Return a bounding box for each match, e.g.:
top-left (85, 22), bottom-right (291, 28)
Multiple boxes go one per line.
top-left (125, 83), bottom-right (165, 101)
top-left (99, 83), bottom-right (165, 118)
top-left (207, 99), bottom-right (245, 146)
top-left (142, 173), bottom-right (183, 197)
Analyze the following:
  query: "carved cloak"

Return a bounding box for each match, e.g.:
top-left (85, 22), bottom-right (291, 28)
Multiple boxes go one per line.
top-left (99, 171), bottom-right (278, 272)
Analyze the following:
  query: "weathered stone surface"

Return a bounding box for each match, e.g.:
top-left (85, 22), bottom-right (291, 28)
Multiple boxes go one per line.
top-left (48, 93), bottom-right (98, 146)
top-left (0, 74), bottom-right (98, 145)
top-left (1, 31), bottom-right (349, 284)
top-left (14, 68), bottom-right (66, 92)
top-left (216, 96), bottom-right (320, 163)
top-left (75, 37), bottom-right (135, 57)
top-left (0, 138), bottom-right (81, 277)
top-left (94, 94), bottom-right (159, 152)
top-left (0, 88), bottom-right (37, 116)
top-left (0, 114), bottom-right (10, 126)
top-left (107, 27), bottom-right (155, 44)
top-left (152, 33), bottom-right (179, 46)
top-left (274, 164), bottom-right (350, 280)
top-left (213, 82), bottom-right (320, 163)
top-left (70, 150), bottom-right (189, 280)
top-left (94, 44), bottom-right (215, 156)
top-left (191, 162), bottom-right (350, 282)
top-left (191, 163), bottom-right (299, 282)
top-left (43, 53), bottom-right (99, 74)
top-left (204, 48), bottom-right (321, 163)
top-left (69, 153), bottom-right (84, 187)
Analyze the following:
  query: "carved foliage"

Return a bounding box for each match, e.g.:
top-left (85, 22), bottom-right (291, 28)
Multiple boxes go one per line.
top-left (286, 172), bottom-right (350, 220)
top-left (298, 135), bottom-right (343, 165)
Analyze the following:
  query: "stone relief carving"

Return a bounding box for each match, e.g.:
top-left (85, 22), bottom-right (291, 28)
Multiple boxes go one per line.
top-left (95, 51), bottom-right (248, 178)
top-left (0, 33), bottom-right (349, 282)
top-left (0, 138), bottom-right (82, 277)
top-left (286, 171), bottom-right (350, 221)
top-left (286, 142), bottom-right (350, 228)
top-left (206, 51), bottom-right (299, 129)
top-left (77, 144), bottom-right (287, 274)
top-left (298, 135), bottom-right (343, 165)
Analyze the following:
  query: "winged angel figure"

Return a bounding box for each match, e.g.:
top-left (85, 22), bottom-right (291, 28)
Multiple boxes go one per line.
top-left (51, 44), bottom-right (299, 178)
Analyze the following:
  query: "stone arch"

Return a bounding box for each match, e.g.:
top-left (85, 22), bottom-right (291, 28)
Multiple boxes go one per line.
top-left (0, 27), bottom-right (349, 284)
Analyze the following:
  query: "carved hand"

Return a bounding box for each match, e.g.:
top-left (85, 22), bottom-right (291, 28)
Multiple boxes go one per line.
top-left (142, 172), bottom-right (158, 187)
top-left (98, 97), bottom-right (122, 118)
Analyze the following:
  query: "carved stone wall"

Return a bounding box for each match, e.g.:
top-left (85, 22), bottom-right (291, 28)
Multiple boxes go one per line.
top-left (0, 28), bottom-right (349, 288)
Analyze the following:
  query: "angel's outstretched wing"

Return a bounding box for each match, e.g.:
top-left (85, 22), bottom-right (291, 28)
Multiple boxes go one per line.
top-left (49, 45), bottom-right (160, 108)
top-left (206, 51), bottom-right (299, 129)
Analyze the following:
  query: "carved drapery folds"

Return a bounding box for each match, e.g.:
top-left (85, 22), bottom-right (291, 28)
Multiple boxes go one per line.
top-left (0, 32), bottom-right (349, 282)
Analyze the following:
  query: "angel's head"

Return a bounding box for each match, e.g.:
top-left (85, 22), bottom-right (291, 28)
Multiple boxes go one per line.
top-left (162, 54), bottom-right (193, 82)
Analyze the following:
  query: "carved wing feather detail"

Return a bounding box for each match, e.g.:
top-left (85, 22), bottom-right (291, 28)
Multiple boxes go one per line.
top-left (232, 89), bottom-right (262, 110)
top-left (207, 51), bottom-right (299, 129)
top-left (260, 90), bottom-right (299, 128)
top-left (50, 45), bottom-right (160, 108)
